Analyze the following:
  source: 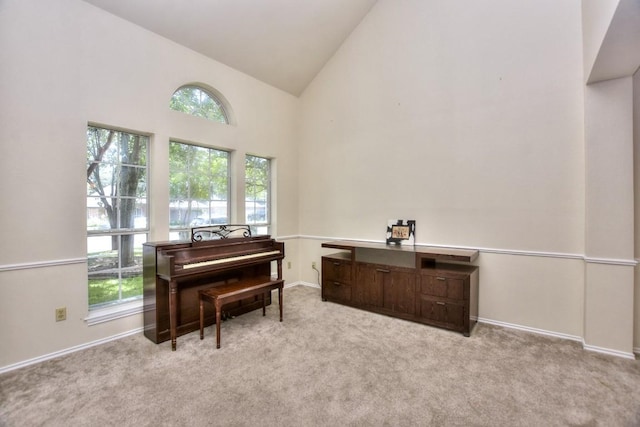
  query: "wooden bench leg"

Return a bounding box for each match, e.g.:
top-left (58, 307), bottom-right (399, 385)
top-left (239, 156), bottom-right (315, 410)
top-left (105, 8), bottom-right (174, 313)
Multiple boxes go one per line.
top-left (215, 298), bottom-right (222, 349)
top-left (262, 292), bottom-right (266, 316)
top-left (278, 285), bottom-right (283, 322)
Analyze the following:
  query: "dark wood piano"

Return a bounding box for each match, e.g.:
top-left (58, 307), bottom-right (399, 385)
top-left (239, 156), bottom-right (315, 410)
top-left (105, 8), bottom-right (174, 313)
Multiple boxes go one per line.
top-left (143, 225), bottom-right (285, 350)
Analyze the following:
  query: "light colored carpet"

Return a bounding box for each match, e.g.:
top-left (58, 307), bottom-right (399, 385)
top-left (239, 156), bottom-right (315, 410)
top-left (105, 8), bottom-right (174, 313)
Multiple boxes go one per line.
top-left (1, 285), bottom-right (639, 426)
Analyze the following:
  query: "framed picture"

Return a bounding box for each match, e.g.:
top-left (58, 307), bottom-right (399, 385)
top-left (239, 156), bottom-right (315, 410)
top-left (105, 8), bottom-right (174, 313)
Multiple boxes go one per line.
top-left (386, 219), bottom-right (415, 246)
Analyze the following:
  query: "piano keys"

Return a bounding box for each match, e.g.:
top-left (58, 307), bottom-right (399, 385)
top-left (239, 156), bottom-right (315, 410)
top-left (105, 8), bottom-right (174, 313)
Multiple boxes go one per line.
top-left (181, 250), bottom-right (282, 270)
top-left (143, 232), bottom-right (285, 350)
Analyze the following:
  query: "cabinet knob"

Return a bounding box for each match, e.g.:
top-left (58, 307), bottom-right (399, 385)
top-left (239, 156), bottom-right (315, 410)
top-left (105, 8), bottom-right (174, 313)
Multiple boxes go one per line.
top-left (376, 268), bottom-right (390, 273)
top-left (436, 301), bottom-right (446, 306)
top-left (436, 277), bottom-right (446, 281)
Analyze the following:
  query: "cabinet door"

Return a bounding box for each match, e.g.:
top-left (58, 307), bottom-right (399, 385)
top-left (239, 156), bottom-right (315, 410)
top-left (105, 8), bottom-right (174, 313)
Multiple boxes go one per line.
top-left (383, 269), bottom-right (415, 315)
top-left (355, 263), bottom-right (415, 313)
top-left (355, 263), bottom-right (383, 307)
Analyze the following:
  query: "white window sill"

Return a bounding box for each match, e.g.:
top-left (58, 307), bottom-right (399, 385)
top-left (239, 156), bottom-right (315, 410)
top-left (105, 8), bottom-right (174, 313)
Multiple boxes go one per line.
top-left (85, 299), bottom-right (144, 326)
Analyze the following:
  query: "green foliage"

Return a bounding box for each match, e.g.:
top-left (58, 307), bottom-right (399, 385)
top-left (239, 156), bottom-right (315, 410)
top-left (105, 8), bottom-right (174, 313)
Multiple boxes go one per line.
top-left (170, 86), bottom-right (228, 123)
top-left (87, 246), bottom-right (144, 306)
top-left (88, 277), bottom-right (142, 306)
top-left (169, 142), bottom-right (229, 227)
top-left (245, 155), bottom-right (269, 223)
top-left (86, 126), bottom-right (148, 222)
top-left (245, 155), bottom-right (269, 200)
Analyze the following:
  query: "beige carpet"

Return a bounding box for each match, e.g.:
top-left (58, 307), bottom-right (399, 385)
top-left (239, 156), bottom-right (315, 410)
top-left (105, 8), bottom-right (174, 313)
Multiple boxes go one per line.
top-left (1, 285), bottom-right (639, 426)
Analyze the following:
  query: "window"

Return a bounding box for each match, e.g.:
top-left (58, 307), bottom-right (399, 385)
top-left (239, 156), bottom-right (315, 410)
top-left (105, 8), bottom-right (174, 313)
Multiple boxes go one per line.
top-left (86, 125), bottom-right (148, 308)
top-left (169, 142), bottom-right (230, 240)
top-left (245, 155), bottom-right (271, 235)
top-left (170, 85), bottom-right (228, 124)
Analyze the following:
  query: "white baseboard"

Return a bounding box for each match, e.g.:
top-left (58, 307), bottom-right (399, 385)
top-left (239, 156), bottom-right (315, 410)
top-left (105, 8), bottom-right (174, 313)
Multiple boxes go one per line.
top-left (286, 281), bottom-right (320, 289)
top-left (582, 343), bottom-right (637, 360)
top-left (478, 317), bottom-right (637, 360)
top-left (477, 317), bottom-right (583, 343)
top-left (0, 327), bottom-right (143, 375)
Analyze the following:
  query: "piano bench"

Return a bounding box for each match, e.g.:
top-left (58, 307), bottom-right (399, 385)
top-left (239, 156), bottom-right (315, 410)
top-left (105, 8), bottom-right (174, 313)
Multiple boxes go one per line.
top-left (198, 277), bottom-right (284, 349)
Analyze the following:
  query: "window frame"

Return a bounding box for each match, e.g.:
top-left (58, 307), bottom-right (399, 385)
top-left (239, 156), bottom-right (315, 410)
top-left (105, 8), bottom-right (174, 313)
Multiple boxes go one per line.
top-left (86, 124), bottom-right (149, 310)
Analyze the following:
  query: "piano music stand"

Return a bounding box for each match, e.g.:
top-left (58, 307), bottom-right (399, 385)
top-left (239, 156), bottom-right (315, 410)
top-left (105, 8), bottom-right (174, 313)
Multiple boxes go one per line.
top-left (191, 224), bottom-right (252, 242)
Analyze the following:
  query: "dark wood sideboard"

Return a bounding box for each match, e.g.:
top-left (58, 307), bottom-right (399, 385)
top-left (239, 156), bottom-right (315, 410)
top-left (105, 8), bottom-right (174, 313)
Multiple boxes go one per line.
top-left (321, 240), bottom-right (479, 336)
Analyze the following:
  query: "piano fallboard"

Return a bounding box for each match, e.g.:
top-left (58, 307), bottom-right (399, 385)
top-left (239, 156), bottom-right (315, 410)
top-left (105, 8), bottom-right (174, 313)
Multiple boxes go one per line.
top-left (156, 236), bottom-right (284, 280)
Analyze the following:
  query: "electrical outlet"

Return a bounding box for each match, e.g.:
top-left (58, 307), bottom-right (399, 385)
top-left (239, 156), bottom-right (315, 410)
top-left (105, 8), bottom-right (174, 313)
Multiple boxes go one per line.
top-left (287, 261), bottom-right (292, 269)
top-left (55, 307), bottom-right (67, 322)
top-left (312, 261), bottom-right (316, 269)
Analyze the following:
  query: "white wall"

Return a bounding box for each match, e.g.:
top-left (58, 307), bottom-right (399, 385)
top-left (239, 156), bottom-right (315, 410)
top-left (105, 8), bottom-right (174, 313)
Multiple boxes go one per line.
top-left (0, 0), bottom-right (300, 370)
top-left (298, 0), bottom-right (588, 340)
top-left (582, 74), bottom-right (636, 355)
top-left (300, 0), bottom-right (585, 252)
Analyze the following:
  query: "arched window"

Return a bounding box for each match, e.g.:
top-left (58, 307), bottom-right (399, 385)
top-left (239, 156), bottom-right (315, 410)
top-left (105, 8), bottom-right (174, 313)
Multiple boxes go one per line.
top-left (170, 85), bottom-right (229, 124)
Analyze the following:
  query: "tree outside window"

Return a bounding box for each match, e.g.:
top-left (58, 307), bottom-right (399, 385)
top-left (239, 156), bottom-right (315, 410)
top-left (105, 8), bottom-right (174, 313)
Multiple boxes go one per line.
top-left (86, 126), bottom-right (148, 308)
top-left (170, 85), bottom-right (228, 124)
top-left (245, 155), bottom-right (270, 235)
top-left (169, 142), bottom-right (229, 240)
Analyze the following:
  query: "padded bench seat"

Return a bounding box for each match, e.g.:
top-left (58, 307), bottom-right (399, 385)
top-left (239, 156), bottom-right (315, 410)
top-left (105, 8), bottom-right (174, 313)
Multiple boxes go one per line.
top-left (199, 277), bottom-right (284, 349)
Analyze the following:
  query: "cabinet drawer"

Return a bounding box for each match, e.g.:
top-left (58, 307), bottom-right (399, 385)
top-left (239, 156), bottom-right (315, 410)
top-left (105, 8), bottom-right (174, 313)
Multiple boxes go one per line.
top-left (419, 275), bottom-right (465, 300)
top-left (322, 257), bottom-right (352, 284)
top-left (322, 280), bottom-right (352, 303)
top-left (419, 297), bottom-right (465, 327)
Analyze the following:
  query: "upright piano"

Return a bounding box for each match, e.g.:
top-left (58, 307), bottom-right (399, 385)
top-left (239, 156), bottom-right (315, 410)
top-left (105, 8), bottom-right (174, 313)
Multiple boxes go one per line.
top-left (143, 226), bottom-right (285, 350)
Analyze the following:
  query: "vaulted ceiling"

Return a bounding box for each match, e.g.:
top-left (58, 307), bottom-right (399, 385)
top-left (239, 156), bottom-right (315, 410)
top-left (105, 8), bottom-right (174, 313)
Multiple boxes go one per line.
top-left (82, 0), bottom-right (378, 96)
top-left (587, 0), bottom-right (640, 83)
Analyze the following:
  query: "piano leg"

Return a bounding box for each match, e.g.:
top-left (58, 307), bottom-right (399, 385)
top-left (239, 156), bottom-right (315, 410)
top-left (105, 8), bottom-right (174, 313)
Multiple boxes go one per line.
top-left (277, 259), bottom-right (283, 322)
top-left (199, 296), bottom-right (204, 340)
top-left (169, 280), bottom-right (178, 351)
